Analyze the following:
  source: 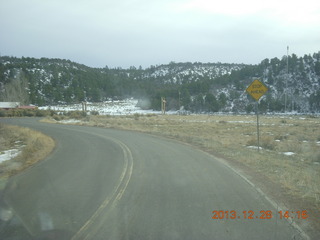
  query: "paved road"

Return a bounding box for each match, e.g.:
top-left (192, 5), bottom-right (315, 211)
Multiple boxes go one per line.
top-left (0, 118), bottom-right (306, 239)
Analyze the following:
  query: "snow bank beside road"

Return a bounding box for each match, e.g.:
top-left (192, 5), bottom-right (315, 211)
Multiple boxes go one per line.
top-left (0, 149), bottom-right (21, 164)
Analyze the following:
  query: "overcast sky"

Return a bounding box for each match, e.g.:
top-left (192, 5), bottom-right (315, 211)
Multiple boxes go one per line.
top-left (1, 0), bottom-right (319, 68)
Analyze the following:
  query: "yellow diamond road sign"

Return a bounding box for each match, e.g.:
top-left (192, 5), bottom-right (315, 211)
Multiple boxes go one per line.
top-left (246, 79), bottom-right (268, 101)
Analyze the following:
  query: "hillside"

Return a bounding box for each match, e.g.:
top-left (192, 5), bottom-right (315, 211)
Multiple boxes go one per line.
top-left (0, 57), bottom-right (115, 105)
top-left (209, 53), bottom-right (320, 113)
top-left (0, 53), bottom-right (319, 113)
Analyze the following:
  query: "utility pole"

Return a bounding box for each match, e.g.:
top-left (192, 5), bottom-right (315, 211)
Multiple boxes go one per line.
top-left (178, 91), bottom-right (181, 115)
top-left (256, 101), bottom-right (260, 152)
top-left (82, 90), bottom-right (87, 112)
top-left (285, 46), bottom-right (289, 113)
top-left (161, 97), bottom-right (166, 115)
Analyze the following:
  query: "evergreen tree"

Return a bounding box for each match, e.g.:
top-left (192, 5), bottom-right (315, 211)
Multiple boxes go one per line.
top-left (205, 93), bottom-right (219, 112)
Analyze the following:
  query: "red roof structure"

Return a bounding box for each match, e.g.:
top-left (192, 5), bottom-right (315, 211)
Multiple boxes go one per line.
top-left (18, 105), bottom-right (37, 109)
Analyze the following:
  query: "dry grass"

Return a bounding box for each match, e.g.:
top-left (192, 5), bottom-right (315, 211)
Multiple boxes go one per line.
top-left (0, 123), bottom-right (55, 180)
top-left (43, 113), bottom-right (320, 208)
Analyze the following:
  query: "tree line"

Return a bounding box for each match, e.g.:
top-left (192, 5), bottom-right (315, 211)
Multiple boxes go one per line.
top-left (1, 53), bottom-right (319, 113)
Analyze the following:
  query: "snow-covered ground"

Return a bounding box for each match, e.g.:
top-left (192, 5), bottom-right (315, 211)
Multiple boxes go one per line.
top-left (282, 152), bottom-right (295, 156)
top-left (0, 141), bottom-right (25, 164)
top-left (39, 98), bottom-right (320, 116)
top-left (39, 98), bottom-right (166, 115)
top-left (0, 149), bottom-right (21, 164)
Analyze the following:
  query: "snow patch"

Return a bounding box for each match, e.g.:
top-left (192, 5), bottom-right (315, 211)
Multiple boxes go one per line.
top-left (226, 121), bottom-right (255, 124)
top-left (0, 149), bottom-right (21, 164)
top-left (60, 119), bottom-right (82, 124)
top-left (247, 146), bottom-right (263, 150)
top-left (283, 152), bottom-right (295, 156)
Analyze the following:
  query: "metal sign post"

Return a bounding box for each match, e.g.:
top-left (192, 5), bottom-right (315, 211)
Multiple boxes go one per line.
top-left (246, 79), bottom-right (268, 152)
top-left (256, 101), bottom-right (260, 152)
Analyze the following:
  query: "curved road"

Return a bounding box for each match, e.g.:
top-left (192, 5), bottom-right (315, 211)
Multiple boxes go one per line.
top-left (0, 118), bottom-right (306, 239)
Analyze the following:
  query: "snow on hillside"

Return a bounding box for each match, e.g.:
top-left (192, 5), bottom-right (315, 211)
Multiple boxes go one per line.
top-left (1, 54), bottom-right (319, 113)
top-left (147, 63), bottom-right (245, 84)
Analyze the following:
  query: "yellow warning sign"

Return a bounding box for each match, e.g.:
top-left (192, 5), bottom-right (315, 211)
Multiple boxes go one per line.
top-left (246, 79), bottom-right (268, 101)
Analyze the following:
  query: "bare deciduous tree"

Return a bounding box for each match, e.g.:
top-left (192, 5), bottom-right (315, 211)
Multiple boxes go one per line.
top-left (0, 71), bottom-right (30, 105)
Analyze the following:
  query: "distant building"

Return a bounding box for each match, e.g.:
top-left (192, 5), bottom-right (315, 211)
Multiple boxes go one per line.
top-left (18, 105), bottom-right (37, 110)
top-left (0, 102), bottom-right (20, 110)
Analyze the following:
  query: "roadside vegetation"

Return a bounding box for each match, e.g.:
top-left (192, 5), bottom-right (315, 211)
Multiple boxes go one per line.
top-left (0, 109), bottom-right (55, 118)
top-left (0, 123), bottom-right (55, 180)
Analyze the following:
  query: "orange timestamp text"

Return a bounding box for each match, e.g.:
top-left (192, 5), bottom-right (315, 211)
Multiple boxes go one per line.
top-left (212, 210), bottom-right (308, 220)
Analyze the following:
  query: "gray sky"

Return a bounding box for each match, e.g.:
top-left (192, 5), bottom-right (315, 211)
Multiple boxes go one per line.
top-left (1, 0), bottom-right (319, 68)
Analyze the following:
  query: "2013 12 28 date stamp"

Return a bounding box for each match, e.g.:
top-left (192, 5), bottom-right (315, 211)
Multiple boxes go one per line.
top-left (212, 210), bottom-right (308, 220)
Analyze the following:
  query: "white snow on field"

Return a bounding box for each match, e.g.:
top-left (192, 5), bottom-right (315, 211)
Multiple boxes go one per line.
top-left (225, 120), bottom-right (255, 124)
top-left (247, 146), bottom-right (263, 150)
top-left (0, 149), bottom-right (21, 164)
top-left (283, 152), bottom-right (295, 156)
top-left (39, 98), bottom-right (164, 115)
top-left (59, 119), bottom-right (82, 124)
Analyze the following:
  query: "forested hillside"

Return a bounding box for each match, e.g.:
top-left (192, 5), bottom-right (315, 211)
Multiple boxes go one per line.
top-left (0, 57), bottom-right (115, 105)
top-left (0, 52), bottom-right (319, 113)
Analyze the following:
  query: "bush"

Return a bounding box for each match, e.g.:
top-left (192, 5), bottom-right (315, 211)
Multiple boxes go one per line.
top-left (280, 119), bottom-right (287, 124)
top-left (23, 109), bottom-right (35, 117)
top-left (50, 110), bottom-right (56, 116)
top-left (90, 110), bottom-right (99, 115)
top-left (67, 111), bottom-right (87, 119)
top-left (0, 110), bottom-right (6, 117)
top-left (274, 134), bottom-right (288, 141)
top-left (133, 113), bottom-right (140, 120)
top-left (260, 137), bottom-right (276, 150)
top-left (52, 114), bottom-right (62, 121)
top-left (5, 109), bottom-right (17, 117)
top-left (35, 110), bottom-right (47, 117)
top-left (0, 109), bottom-right (54, 117)
top-left (247, 136), bottom-right (276, 150)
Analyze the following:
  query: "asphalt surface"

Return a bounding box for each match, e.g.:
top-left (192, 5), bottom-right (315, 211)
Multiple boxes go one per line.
top-left (0, 118), bottom-right (307, 240)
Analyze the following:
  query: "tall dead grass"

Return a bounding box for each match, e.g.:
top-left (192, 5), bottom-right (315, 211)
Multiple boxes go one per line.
top-left (0, 123), bottom-right (55, 179)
